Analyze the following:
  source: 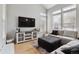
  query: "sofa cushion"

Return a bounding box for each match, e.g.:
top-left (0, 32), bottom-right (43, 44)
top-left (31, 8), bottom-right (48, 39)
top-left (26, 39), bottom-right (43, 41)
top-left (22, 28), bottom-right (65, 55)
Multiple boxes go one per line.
top-left (58, 31), bottom-right (64, 36)
top-left (51, 30), bottom-right (59, 35)
top-left (62, 44), bottom-right (79, 54)
top-left (66, 40), bottom-right (79, 47)
top-left (63, 31), bottom-right (77, 38)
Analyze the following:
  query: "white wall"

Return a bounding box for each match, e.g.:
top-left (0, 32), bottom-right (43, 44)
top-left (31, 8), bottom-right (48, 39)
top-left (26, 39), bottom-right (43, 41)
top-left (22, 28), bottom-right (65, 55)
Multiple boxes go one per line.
top-left (0, 4), bottom-right (6, 51)
top-left (7, 4), bottom-right (46, 37)
top-left (0, 4), bottom-right (3, 49)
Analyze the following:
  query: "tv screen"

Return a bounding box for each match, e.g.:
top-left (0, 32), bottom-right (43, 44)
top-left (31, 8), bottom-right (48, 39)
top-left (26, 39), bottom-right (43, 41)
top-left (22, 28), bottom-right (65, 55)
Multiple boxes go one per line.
top-left (18, 16), bottom-right (35, 27)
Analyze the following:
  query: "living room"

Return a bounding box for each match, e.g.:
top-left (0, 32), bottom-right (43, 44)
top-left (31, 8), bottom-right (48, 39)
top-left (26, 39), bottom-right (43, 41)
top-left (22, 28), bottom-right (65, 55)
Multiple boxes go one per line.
top-left (1, 4), bottom-right (79, 54)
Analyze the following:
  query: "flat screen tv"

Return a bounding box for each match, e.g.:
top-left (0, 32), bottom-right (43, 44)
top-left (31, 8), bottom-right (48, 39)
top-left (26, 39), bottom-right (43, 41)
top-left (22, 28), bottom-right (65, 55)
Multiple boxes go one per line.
top-left (18, 16), bottom-right (35, 27)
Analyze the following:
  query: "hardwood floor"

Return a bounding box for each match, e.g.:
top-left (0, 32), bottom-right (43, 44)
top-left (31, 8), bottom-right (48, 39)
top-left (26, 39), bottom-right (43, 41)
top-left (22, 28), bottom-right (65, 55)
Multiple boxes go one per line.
top-left (14, 40), bottom-right (41, 54)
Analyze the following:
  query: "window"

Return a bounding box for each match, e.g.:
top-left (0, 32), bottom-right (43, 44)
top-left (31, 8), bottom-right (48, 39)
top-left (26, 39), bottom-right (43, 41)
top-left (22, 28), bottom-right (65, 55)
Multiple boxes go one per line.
top-left (52, 14), bottom-right (61, 30)
top-left (62, 5), bottom-right (76, 31)
top-left (62, 10), bottom-right (76, 31)
top-left (52, 10), bottom-right (61, 30)
top-left (63, 5), bottom-right (76, 11)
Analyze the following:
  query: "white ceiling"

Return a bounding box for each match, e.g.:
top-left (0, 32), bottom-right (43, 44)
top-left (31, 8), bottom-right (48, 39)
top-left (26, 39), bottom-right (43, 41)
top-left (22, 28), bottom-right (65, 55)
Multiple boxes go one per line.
top-left (42, 4), bottom-right (56, 9)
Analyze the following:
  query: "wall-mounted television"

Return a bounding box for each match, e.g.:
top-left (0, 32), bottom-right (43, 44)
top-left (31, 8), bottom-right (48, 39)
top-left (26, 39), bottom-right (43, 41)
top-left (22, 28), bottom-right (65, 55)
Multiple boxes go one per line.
top-left (18, 16), bottom-right (35, 27)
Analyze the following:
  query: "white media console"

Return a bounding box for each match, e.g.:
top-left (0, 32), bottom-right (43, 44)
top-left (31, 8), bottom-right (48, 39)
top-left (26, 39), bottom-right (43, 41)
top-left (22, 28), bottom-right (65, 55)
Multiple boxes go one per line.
top-left (16, 31), bottom-right (37, 43)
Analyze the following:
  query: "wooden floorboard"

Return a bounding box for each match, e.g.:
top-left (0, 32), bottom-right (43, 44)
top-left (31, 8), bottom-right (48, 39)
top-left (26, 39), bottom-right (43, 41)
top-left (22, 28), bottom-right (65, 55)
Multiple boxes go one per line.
top-left (14, 40), bottom-right (41, 54)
